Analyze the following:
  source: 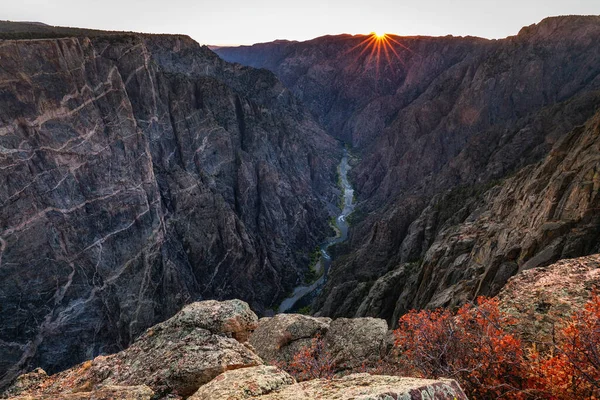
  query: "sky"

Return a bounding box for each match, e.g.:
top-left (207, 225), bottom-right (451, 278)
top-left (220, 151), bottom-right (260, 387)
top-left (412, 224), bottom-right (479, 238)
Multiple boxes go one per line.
top-left (2, 0), bottom-right (599, 46)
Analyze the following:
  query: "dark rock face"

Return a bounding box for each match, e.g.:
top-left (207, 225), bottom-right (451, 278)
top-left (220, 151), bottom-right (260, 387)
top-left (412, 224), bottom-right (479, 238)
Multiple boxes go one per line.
top-left (354, 110), bottom-right (600, 324)
top-left (0, 33), bottom-right (339, 386)
top-left (216, 16), bottom-right (600, 324)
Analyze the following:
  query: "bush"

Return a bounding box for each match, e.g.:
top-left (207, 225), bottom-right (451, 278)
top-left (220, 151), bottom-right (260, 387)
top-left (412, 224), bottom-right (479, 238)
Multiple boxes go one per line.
top-left (531, 294), bottom-right (600, 399)
top-left (393, 297), bottom-right (527, 399)
top-left (279, 335), bottom-right (334, 382)
top-left (278, 295), bottom-right (600, 399)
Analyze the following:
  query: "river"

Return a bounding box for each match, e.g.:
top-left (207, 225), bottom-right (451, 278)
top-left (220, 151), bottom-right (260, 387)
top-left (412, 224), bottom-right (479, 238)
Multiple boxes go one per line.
top-left (278, 148), bottom-right (355, 313)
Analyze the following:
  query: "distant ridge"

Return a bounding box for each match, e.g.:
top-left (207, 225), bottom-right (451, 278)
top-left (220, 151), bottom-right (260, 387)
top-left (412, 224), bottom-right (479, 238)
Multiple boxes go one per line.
top-left (0, 20), bottom-right (188, 40)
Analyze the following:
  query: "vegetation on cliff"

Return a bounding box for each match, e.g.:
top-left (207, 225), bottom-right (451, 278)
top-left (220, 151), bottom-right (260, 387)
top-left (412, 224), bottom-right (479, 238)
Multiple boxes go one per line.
top-left (278, 295), bottom-right (600, 399)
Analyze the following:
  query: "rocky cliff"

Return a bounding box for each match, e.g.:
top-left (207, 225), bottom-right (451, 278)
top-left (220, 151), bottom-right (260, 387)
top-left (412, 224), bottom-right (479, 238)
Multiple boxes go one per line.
top-left (0, 27), bottom-right (339, 386)
top-left (216, 16), bottom-right (600, 322)
top-left (346, 109), bottom-right (600, 323)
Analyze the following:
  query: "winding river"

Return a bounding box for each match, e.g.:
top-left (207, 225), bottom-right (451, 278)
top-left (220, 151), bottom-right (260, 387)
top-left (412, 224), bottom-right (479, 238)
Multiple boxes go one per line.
top-left (278, 148), bottom-right (355, 313)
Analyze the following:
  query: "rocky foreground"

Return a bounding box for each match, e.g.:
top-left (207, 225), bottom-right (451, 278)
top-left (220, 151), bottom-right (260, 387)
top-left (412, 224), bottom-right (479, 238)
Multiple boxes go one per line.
top-left (1, 299), bottom-right (467, 399)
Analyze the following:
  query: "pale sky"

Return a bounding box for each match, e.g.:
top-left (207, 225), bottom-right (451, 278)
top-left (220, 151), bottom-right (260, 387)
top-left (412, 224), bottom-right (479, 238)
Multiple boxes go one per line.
top-left (2, 0), bottom-right (599, 46)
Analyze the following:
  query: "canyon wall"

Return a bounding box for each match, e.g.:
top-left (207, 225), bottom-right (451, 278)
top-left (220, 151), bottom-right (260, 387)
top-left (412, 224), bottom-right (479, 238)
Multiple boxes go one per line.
top-left (0, 31), bottom-right (338, 385)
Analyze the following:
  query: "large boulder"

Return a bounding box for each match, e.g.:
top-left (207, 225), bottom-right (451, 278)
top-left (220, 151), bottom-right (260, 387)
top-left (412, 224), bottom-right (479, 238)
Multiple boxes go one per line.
top-left (190, 365), bottom-right (295, 399)
top-left (155, 299), bottom-right (259, 342)
top-left (97, 327), bottom-right (261, 396)
top-left (249, 313), bottom-right (390, 370)
top-left (324, 318), bottom-right (388, 369)
top-left (2, 300), bottom-right (262, 398)
top-left (249, 315), bottom-right (330, 363)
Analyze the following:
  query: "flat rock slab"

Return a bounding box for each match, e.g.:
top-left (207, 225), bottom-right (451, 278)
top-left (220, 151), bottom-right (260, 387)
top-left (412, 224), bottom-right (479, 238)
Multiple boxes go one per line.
top-left (190, 365), bottom-right (295, 399)
top-left (10, 385), bottom-right (154, 400)
top-left (261, 374), bottom-right (468, 400)
top-left (190, 369), bottom-right (467, 400)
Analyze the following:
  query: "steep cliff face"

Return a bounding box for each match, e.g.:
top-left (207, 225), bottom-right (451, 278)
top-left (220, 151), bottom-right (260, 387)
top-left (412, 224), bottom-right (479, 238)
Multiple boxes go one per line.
top-left (0, 32), bottom-right (339, 386)
top-left (350, 109), bottom-right (600, 324)
top-left (216, 34), bottom-right (490, 149)
top-left (217, 16), bottom-right (600, 322)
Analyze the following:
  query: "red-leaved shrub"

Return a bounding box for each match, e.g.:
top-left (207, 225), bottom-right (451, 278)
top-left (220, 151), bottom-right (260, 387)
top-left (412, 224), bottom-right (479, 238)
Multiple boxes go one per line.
top-left (531, 294), bottom-right (600, 399)
top-left (280, 334), bottom-right (334, 382)
top-left (393, 297), bottom-right (527, 399)
top-left (279, 295), bottom-right (600, 399)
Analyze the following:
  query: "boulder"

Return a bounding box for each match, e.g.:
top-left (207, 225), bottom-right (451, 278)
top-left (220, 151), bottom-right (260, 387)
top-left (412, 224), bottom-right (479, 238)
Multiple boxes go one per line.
top-left (324, 318), bottom-right (388, 369)
top-left (98, 328), bottom-right (261, 396)
top-left (249, 314), bottom-right (330, 363)
top-left (3, 300), bottom-right (262, 398)
top-left (249, 313), bottom-right (390, 370)
top-left (190, 365), bottom-right (295, 399)
top-left (154, 299), bottom-right (259, 342)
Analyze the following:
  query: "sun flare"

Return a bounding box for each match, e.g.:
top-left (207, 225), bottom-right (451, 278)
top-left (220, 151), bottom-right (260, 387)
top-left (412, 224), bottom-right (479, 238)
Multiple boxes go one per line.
top-left (343, 31), bottom-right (415, 79)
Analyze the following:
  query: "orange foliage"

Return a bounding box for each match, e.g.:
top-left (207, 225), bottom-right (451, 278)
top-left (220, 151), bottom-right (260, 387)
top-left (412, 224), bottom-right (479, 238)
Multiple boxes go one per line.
top-left (531, 294), bottom-right (600, 399)
top-left (280, 334), bottom-right (335, 382)
top-left (279, 295), bottom-right (600, 400)
top-left (393, 297), bottom-right (527, 399)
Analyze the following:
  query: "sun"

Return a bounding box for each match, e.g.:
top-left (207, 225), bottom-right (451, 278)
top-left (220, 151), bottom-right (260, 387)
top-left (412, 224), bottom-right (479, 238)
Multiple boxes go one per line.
top-left (344, 31), bottom-right (414, 80)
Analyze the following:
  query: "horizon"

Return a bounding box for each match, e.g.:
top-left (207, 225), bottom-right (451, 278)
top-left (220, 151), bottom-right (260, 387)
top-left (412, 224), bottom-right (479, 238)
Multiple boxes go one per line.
top-left (5, 14), bottom-right (600, 48)
top-left (2, 0), bottom-right (599, 46)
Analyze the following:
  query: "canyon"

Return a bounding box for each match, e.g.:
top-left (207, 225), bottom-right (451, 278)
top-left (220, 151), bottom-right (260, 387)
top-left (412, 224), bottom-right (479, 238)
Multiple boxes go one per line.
top-left (216, 15), bottom-right (600, 324)
top-left (0, 15), bottom-right (599, 396)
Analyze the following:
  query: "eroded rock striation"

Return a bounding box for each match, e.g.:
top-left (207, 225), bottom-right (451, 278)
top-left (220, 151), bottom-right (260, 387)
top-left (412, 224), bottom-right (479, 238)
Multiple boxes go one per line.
top-left (0, 27), bottom-right (339, 386)
top-left (217, 16), bottom-right (600, 322)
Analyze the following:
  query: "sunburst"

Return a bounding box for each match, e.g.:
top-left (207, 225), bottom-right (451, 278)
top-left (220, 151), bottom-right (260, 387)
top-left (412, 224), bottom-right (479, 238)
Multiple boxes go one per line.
top-left (344, 32), bottom-right (416, 79)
